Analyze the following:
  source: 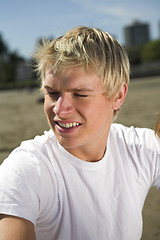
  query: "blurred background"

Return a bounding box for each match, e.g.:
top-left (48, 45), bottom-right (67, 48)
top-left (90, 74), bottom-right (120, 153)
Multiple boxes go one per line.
top-left (0, 0), bottom-right (160, 87)
top-left (0, 0), bottom-right (160, 239)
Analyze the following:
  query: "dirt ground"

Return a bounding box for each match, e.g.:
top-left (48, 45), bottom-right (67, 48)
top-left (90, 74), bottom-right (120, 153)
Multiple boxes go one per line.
top-left (0, 75), bottom-right (160, 239)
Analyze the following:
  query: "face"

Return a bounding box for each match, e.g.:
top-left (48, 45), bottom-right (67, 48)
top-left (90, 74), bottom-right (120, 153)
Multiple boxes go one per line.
top-left (43, 67), bottom-right (125, 161)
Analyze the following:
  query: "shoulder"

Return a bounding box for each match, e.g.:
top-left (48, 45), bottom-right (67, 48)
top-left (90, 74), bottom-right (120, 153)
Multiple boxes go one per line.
top-left (19, 129), bottom-right (57, 155)
top-left (5, 129), bottom-right (56, 161)
top-left (110, 123), bottom-right (160, 153)
top-left (0, 130), bottom-right (58, 224)
top-left (0, 129), bottom-right (58, 184)
top-left (109, 124), bottom-right (160, 187)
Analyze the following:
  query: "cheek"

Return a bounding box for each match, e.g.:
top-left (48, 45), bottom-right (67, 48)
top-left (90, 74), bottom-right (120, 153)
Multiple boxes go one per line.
top-left (44, 98), bottom-right (54, 117)
top-left (94, 101), bottom-right (113, 124)
top-left (44, 99), bottom-right (49, 115)
top-left (79, 101), bottom-right (108, 125)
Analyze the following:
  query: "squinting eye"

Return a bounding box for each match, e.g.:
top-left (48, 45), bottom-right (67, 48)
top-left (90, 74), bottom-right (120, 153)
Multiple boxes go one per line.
top-left (47, 92), bottom-right (60, 100)
top-left (74, 93), bottom-right (88, 98)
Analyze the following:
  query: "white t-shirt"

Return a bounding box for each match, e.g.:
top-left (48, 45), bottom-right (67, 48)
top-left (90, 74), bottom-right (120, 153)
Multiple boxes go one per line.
top-left (0, 123), bottom-right (160, 240)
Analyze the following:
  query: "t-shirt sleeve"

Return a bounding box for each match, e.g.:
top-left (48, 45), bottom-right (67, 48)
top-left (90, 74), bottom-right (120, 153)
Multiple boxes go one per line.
top-left (0, 150), bottom-right (46, 225)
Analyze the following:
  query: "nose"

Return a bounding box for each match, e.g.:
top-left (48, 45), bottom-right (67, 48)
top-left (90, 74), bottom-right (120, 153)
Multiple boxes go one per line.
top-left (53, 94), bottom-right (75, 118)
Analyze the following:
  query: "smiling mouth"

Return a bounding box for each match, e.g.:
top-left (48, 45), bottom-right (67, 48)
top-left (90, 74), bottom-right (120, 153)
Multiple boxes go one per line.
top-left (57, 122), bottom-right (81, 129)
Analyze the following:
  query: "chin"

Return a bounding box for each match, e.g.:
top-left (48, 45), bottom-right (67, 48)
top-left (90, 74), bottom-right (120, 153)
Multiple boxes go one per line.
top-left (55, 134), bottom-right (78, 149)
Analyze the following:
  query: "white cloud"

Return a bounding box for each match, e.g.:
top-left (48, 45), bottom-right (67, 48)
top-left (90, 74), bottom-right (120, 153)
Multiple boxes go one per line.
top-left (70, 0), bottom-right (160, 23)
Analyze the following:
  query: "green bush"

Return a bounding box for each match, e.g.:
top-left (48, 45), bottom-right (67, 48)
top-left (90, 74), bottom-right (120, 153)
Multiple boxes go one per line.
top-left (141, 40), bottom-right (160, 62)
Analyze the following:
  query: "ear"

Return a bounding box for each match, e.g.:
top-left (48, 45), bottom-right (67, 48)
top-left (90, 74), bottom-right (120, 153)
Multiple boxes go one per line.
top-left (112, 83), bottom-right (128, 110)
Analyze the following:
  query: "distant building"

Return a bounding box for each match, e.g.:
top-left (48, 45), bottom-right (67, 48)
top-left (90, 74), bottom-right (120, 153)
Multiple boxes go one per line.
top-left (124, 20), bottom-right (150, 46)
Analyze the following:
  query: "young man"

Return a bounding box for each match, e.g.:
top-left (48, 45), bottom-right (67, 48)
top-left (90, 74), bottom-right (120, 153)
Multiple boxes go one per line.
top-left (0, 26), bottom-right (159, 240)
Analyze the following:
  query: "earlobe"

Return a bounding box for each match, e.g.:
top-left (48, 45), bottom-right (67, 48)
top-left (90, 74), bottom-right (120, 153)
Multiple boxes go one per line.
top-left (113, 83), bottom-right (128, 110)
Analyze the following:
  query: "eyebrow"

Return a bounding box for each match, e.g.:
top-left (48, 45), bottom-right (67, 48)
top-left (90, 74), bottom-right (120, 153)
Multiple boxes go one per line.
top-left (43, 86), bottom-right (56, 91)
top-left (43, 85), bottom-right (94, 92)
top-left (69, 88), bottom-right (94, 92)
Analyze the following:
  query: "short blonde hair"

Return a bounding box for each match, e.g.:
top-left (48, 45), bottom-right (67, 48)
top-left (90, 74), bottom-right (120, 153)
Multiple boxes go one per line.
top-left (34, 26), bottom-right (130, 116)
top-left (155, 116), bottom-right (160, 138)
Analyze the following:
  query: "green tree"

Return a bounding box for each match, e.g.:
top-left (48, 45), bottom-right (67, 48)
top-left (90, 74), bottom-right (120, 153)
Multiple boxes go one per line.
top-left (0, 33), bottom-right (25, 83)
top-left (0, 33), bottom-right (8, 59)
top-left (141, 40), bottom-right (160, 62)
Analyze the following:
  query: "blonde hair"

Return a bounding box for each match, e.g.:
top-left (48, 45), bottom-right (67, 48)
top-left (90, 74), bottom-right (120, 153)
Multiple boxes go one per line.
top-left (33, 26), bottom-right (130, 116)
top-left (155, 116), bottom-right (160, 138)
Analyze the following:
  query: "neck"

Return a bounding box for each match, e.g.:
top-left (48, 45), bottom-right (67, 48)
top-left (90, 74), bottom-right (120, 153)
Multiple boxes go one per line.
top-left (66, 138), bottom-right (108, 162)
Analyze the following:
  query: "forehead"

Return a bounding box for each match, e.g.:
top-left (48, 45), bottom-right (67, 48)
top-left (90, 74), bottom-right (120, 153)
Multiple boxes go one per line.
top-left (44, 67), bottom-right (102, 90)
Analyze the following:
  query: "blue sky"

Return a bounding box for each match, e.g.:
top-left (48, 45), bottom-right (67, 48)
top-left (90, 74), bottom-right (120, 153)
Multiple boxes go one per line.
top-left (0, 0), bottom-right (160, 59)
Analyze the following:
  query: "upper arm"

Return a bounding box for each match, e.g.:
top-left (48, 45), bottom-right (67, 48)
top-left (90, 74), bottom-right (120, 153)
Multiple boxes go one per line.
top-left (0, 214), bottom-right (36, 240)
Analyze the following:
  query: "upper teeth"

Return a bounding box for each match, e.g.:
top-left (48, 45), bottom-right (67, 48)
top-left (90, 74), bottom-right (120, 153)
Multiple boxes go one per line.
top-left (58, 122), bottom-right (80, 128)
